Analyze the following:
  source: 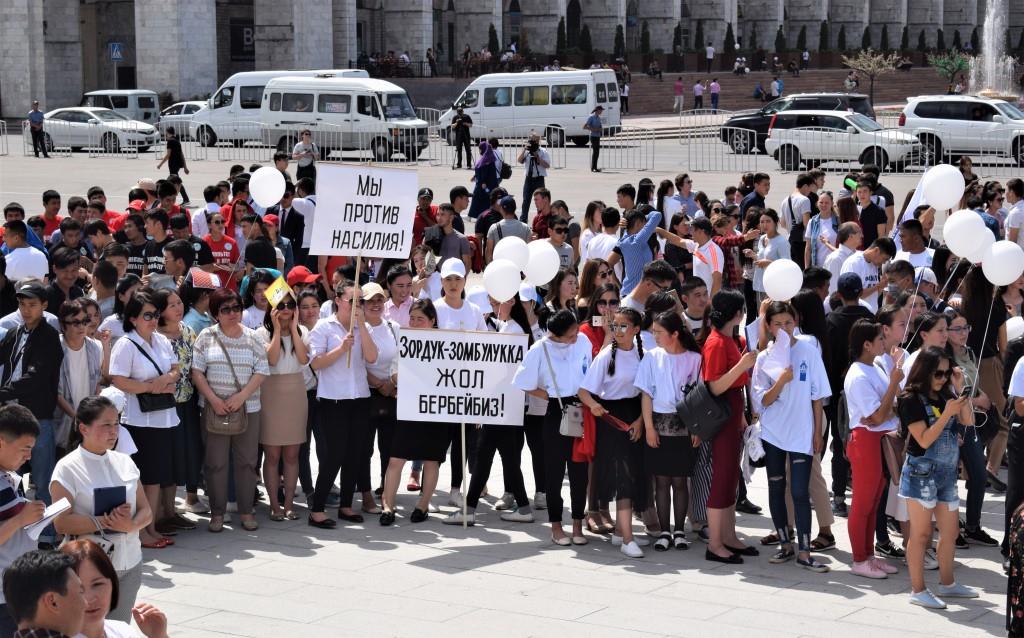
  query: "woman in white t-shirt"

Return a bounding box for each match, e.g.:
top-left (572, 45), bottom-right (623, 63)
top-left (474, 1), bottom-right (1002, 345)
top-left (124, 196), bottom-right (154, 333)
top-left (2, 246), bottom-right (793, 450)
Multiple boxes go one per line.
top-left (61, 538), bottom-right (168, 638)
top-left (56, 300), bottom-right (104, 449)
top-left (433, 259), bottom-right (487, 331)
top-left (749, 209), bottom-right (791, 302)
top-left (635, 311), bottom-right (702, 551)
top-left (843, 319), bottom-right (905, 580)
top-left (51, 396), bottom-right (152, 623)
top-left (241, 270), bottom-right (274, 330)
top-left (360, 282), bottom-right (400, 515)
top-left (512, 308), bottom-right (593, 545)
top-left (902, 312), bottom-right (948, 376)
top-left (804, 191), bottom-right (838, 269)
top-left (578, 308), bottom-right (647, 557)
top-left (751, 302), bottom-right (831, 573)
top-left (256, 291), bottom-right (309, 521)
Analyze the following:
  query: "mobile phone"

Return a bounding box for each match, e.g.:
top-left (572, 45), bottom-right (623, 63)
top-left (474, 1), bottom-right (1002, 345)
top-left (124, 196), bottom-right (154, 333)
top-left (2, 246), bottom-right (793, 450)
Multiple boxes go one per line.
top-left (424, 252), bottom-right (437, 275)
top-left (592, 316), bottom-right (604, 327)
top-left (959, 385), bottom-right (974, 399)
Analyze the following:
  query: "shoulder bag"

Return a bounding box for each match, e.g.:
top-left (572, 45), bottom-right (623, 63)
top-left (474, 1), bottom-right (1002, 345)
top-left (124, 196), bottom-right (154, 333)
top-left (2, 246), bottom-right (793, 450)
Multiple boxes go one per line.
top-left (61, 515), bottom-right (115, 561)
top-left (128, 340), bottom-right (176, 413)
top-left (500, 160), bottom-right (513, 180)
top-left (541, 342), bottom-right (584, 437)
top-left (202, 332), bottom-right (248, 436)
top-left (674, 358), bottom-right (731, 442)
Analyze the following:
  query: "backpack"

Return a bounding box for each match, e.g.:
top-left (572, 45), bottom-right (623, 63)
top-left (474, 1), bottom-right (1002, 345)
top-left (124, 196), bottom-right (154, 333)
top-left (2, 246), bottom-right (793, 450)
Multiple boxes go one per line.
top-left (499, 161), bottom-right (512, 180)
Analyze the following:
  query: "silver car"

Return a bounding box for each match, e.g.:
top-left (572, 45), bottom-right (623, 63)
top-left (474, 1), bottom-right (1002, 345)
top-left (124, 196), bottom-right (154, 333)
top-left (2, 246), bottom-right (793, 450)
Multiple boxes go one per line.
top-left (157, 101), bottom-right (206, 139)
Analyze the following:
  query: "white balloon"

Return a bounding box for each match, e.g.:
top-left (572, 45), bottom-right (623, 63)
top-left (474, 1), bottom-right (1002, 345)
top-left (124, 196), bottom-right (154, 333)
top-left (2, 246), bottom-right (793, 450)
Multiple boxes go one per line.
top-left (1008, 316), bottom-right (1024, 342)
top-left (943, 210), bottom-right (988, 259)
top-left (482, 259), bottom-right (521, 302)
top-left (920, 164), bottom-right (966, 211)
top-left (762, 259), bottom-right (803, 301)
top-left (524, 240), bottom-right (561, 286)
top-left (249, 166), bottom-right (286, 208)
top-left (492, 236), bottom-right (529, 271)
top-left (964, 231), bottom-right (994, 265)
top-left (982, 240), bottom-right (1024, 286)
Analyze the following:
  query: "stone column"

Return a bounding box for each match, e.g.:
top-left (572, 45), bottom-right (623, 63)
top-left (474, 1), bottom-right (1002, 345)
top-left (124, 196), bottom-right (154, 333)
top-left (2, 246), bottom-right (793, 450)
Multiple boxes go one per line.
top-left (382, 0), bottom-right (432, 60)
top-left (452, 0), bottom-right (502, 59)
top-left (135, 0), bottom-right (218, 100)
top-left (254, 0), bottom-right (333, 71)
top-left (943, 0), bottom-right (977, 46)
top-left (738, 0), bottom-right (782, 54)
top-left (907, 0), bottom-right (943, 49)
top-left (333, 0), bottom-right (358, 68)
top-left (869, 0), bottom-right (907, 50)
top-left (43, 0), bottom-right (83, 110)
top-left (691, 0), bottom-right (738, 54)
top-left (582, 0), bottom-right (626, 54)
top-left (0, 0), bottom-right (46, 118)
top-left (516, 0), bottom-right (566, 56)
top-left (784, 0), bottom-right (828, 51)
top-left (640, 0), bottom-right (680, 53)
top-left (828, 0), bottom-right (868, 50)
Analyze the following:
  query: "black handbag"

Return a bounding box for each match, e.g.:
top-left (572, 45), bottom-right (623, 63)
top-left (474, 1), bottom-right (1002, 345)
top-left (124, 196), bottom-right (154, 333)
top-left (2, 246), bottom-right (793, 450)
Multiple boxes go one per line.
top-left (674, 360), bottom-right (732, 442)
top-left (129, 340), bottom-right (176, 413)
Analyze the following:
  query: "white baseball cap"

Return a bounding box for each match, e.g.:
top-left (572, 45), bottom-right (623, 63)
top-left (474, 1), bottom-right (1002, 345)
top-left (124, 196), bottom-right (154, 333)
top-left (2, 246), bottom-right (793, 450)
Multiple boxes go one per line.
top-left (915, 267), bottom-right (937, 286)
top-left (439, 259), bottom-right (466, 279)
top-left (466, 285), bottom-right (490, 314)
top-left (518, 283), bottom-right (537, 304)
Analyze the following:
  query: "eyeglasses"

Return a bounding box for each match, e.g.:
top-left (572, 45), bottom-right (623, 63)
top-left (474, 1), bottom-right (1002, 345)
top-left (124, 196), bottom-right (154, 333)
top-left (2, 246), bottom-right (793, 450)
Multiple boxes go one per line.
top-left (211, 220), bottom-right (224, 226)
top-left (730, 213), bottom-right (741, 219)
top-left (595, 299), bottom-right (620, 307)
top-left (219, 304), bottom-right (242, 315)
top-left (933, 368), bottom-right (953, 380)
top-left (609, 323), bottom-right (631, 333)
top-left (63, 319), bottom-right (88, 328)
top-left (711, 208), bottom-right (723, 214)
top-left (597, 270), bottom-right (611, 279)
top-left (276, 301), bottom-right (297, 310)
top-left (947, 325), bottom-right (971, 334)
top-left (551, 227), bottom-right (568, 235)
top-left (140, 311), bottom-right (158, 321)
top-left (653, 280), bottom-right (672, 291)
top-left (339, 297), bottom-right (365, 306)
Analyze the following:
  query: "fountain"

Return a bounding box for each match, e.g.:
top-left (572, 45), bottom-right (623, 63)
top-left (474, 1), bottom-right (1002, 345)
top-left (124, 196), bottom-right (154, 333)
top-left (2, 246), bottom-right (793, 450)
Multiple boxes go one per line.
top-left (968, 0), bottom-right (1020, 101)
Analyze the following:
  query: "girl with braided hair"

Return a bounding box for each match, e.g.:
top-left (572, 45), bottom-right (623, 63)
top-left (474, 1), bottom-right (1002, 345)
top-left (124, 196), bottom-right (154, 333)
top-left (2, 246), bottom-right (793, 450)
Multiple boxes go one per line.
top-left (579, 308), bottom-right (647, 557)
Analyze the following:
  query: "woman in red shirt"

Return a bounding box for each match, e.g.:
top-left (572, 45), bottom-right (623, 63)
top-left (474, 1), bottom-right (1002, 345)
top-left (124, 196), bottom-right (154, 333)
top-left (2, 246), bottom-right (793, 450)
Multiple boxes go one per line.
top-left (578, 283), bottom-right (620, 356)
top-left (702, 288), bottom-right (758, 564)
top-left (203, 212), bottom-right (241, 290)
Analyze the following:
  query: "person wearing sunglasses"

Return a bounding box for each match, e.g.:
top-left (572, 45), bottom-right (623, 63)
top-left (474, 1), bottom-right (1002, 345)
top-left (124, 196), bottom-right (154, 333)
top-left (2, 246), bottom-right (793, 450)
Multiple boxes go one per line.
top-left (292, 129), bottom-right (319, 182)
top-left (620, 261), bottom-right (675, 313)
top-left (191, 288), bottom-right (269, 533)
top-left (55, 300), bottom-right (104, 455)
top-left (109, 292), bottom-right (182, 545)
top-left (359, 282), bottom-right (399, 515)
top-left (203, 213), bottom-right (241, 290)
top-left (255, 291), bottom-right (309, 522)
top-left (547, 223), bottom-right (574, 270)
top-left (897, 347), bottom-right (978, 608)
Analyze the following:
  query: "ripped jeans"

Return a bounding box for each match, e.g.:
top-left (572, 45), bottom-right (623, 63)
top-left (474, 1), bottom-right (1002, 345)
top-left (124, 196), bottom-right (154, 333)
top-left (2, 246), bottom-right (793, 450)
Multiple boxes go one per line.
top-left (764, 440), bottom-right (813, 552)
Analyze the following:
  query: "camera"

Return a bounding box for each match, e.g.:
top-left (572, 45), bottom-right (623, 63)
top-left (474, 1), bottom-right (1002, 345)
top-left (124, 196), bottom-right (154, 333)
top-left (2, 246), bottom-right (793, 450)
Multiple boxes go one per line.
top-left (527, 140), bottom-right (540, 154)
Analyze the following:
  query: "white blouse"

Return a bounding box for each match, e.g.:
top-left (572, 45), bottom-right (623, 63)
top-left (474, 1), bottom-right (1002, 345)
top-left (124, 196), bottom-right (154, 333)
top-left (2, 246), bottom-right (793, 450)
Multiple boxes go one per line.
top-left (108, 331), bottom-right (179, 428)
top-left (256, 325), bottom-right (310, 375)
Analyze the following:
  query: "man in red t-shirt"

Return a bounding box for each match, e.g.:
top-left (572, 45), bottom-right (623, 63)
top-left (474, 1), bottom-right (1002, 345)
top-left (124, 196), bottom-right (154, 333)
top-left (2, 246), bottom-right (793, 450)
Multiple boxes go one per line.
top-left (412, 187), bottom-right (438, 247)
top-left (530, 187), bottom-right (553, 239)
top-left (40, 189), bottom-right (63, 242)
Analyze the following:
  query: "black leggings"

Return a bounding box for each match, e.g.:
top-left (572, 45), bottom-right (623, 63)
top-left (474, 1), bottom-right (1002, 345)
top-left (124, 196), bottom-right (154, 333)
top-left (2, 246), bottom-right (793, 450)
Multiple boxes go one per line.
top-left (1004, 418), bottom-right (1024, 552)
top-left (298, 389), bottom-right (321, 494)
top-left (655, 476), bottom-right (689, 533)
top-left (543, 399), bottom-right (588, 523)
top-left (311, 397), bottom-right (369, 512)
top-left (360, 391), bottom-right (395, 492)
top-left (466, 425), bottom-right (529, 509)
top-left (522, 413), bottom-right (545, 490)
top-left (448, 423), bottom-right (479, 488)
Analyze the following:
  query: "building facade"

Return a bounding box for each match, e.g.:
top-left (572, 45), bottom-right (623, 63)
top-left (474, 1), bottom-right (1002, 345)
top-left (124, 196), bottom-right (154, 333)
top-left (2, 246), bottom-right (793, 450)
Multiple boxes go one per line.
top-left (1, 0), bottom-right (1021, 117)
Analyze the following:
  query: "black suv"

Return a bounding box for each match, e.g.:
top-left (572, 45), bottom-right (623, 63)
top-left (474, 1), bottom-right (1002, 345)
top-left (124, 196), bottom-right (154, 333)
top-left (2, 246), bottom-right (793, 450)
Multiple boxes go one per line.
top-left (719, 93), bottom-right (875, 154)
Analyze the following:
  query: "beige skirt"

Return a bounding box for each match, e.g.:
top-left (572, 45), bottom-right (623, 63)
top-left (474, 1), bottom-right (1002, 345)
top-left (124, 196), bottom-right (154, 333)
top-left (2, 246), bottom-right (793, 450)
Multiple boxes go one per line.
top-left (259, 372), bottom-right (308, 446)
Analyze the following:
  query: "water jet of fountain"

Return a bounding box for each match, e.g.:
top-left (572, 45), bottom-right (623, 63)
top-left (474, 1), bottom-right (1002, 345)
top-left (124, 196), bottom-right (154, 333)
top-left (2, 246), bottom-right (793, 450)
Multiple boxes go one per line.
top-left (968, 0), bottom-right (1019, 100)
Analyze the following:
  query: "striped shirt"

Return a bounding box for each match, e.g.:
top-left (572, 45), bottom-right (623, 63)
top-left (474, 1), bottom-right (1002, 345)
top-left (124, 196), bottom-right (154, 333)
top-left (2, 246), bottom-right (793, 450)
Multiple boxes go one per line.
top-left (192, 325), bottom-right (270, 413)
top-left (616, 211), bottom-right (663, 295)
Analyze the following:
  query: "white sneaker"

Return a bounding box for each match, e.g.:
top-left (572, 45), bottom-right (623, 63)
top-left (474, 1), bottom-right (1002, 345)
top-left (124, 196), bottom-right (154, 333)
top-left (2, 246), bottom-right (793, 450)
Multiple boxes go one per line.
top-left (494, 492), bottom-right (515, 511)
top-left (909, 589), bottom-right (947, 609)
top-left (499, 509), bottom-right (534, 523)
top-left (611, 534), bottom-right (651, 547)
top-left (533, 492), bottom-right (547, 510)
top-left (427, 501), bottom-right (440, 513)
top-left (924, 549), bottom-right (939, 571)
top-left (223, 512), bottom-right (232, 523)
top-left (934, 581), bottom-right (979, 598)
top-left (185, 499), bottom-right (209, 514)
top-left (226, 501), bottom-right (238, 513)
top-left (442, 511), bottom-right (475, 526)
top-left (620, 540), bottom-right (645, 558)
top-left (448, 491), bottom-right (464, 507)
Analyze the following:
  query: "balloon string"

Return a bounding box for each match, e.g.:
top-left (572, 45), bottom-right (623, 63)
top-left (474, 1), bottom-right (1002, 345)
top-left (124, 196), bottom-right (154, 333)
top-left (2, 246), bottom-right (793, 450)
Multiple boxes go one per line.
top-left (903, 262), bottom-right (973, 350)
top-left (900, 267), bottom-right (926, 346)
top-left (963, 294), bottom-right (996, 443)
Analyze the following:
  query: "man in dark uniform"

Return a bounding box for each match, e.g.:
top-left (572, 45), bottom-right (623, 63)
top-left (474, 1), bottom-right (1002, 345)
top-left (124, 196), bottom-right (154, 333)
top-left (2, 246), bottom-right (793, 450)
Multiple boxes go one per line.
top-left (451, 107), bottom-right (473, 170)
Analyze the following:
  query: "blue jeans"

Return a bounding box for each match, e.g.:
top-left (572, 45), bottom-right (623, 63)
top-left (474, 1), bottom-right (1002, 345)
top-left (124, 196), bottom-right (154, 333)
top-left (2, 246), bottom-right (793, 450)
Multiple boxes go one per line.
top-left (961, 429), bottom-right (987, 530)
top-left (31, 418), bottom-right (56, 541)
top-left (764, 440), bottom-right (813, 552)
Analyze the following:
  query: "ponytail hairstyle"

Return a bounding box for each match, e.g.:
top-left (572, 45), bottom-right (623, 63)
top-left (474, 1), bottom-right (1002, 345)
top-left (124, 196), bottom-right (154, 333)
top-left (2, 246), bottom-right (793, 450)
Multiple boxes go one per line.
top-left (607, 308), bottom-right (644, 376)
top-left (546, 308), bottom-right (579, 338)
top-left (709, 289), bottom-right (746, 330)
top-left (504, 293), bottom-right (535, 346)
top-left (640, 291), bottom-right (678, 331)
top-left (655, 310), bottom-right (701, 353)
top-left (848, 319), bottom-right (882, 362)
top-left (69, 395), bottom-right (118, 450)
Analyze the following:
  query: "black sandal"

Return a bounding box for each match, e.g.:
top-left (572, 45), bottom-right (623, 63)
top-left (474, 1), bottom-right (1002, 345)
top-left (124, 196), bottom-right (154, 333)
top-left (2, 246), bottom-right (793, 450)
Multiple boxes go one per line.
top-left (810, 532), bottom-right (836, 552)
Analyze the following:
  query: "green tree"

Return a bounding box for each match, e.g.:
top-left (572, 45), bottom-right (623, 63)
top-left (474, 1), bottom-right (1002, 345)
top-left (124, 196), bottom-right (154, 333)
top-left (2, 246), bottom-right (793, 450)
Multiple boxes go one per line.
top-left (838, 25), bottom-right (847, 51)
top-left (917, 29), bottom-right (927, 52)
top-left (819, 21), bottom-right (829, 51)
top-left (861, 26), bottom-right (872, 50)
top-left (641, 21), bottom-right (651, 54)
top-left (952, 29), bottom-right (962, 51)
top-left (928, 51), bottom-right (971, 84)
top-left (937, 29), bottom-right (946, 51)
top-left (556, 17), bottom-right (566, 55)
top-left (673, 23), bottom-right (682, 54)
top-left (880, 25), bottom-right (889, 51)
top-left (724, 22), bottom-right (735, 53)
top-left (580, 24), bottom-right (594, 64)
top-left (614, 24), bottom-right (625, 58)
top-left (797, 25), bottom-right (807, 51)
top-left (487, 23), bottom-right (499, 56)
top-left (694, 20), bottom-right (705, 54)
top-left (775, 25), bottom-right (787, 53)
top-left (842, 48), bottom-right (898, 104)
top-left (900, 26), bottom-right (909, 51)
top-left (970, 26), bottom-right (980, 53)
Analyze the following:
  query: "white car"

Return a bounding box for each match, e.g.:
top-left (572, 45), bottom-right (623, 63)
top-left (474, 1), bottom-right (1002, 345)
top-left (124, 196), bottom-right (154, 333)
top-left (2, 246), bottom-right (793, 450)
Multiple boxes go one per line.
top-left (39, 107), bottom-right (160, 153)
top-left (900, 94), bottom-right (1024, 165)
top-left (157, 101), bottom-right (206, 139)
top-left (764, 110), bottom-right (921, 171)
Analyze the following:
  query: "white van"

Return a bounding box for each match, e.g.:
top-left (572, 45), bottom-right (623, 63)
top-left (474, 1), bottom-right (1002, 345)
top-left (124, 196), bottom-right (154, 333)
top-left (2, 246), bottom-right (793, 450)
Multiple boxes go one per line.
top-left (80, 90), bottom-right (160, 125)
top-left (189, 69), bottom-right (369, 146)
top-left (259, 75), bottom-right (429, 161)
top-left (437, 69), bottom-right (621, 147)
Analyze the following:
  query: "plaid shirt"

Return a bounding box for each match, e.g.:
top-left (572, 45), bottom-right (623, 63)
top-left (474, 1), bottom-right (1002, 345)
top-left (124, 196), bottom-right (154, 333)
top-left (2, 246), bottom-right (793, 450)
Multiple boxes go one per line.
top-left (712, 233), bottom-right (746, 288)
top-left (15, 629), bottom-right (70, 638)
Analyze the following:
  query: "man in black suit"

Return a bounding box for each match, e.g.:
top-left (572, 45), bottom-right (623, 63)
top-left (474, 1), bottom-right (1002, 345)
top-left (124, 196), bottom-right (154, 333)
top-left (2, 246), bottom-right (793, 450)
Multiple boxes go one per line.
top-left (266, 183), bottom-right (306, 263)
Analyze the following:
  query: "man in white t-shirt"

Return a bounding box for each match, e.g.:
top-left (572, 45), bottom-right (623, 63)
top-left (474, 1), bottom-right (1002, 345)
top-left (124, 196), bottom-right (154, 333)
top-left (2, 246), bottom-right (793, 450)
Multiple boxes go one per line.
top-left (621, 261), bottom-right (676, 312)
top-left (705, 42), bottom-right (715, 73)
top-left (583, 207), bottom-right (620, 264)
top-left (840, 237), bottom-right (896, 313)
top-left (894, 219), bottom-right (934, 268)
top-left (823, 222), bottom-right (862, 294)
top-left (1006, 178), bottom-right (1024, 250)
top-left (690, 217), bottom-right (723, 295)
top-left (2, 221), bottom-right (48, 282)
top-left (777, 174), bottom-right (813, 241)
top-left (679, 277), bottom-right (709, 335)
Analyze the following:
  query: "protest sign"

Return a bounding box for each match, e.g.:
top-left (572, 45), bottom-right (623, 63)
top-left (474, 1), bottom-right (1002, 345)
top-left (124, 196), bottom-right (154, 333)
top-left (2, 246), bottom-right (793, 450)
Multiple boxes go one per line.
top-left (397, 328), bottom-right (528, 426)
top-left (263, 276), bottom-right (294, 307)
top-left (310, 164), bottom-right (417, 259)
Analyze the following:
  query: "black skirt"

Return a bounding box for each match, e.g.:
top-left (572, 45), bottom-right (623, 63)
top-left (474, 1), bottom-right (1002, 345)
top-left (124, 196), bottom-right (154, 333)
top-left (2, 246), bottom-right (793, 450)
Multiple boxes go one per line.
top-left (645, 413), bottom-right (696, 477)
top-left (124, 424), bottom-right (177, 487)
top-left (390, 419), bottom-right (450, 463)
top-left (594, 397), bottom-right (647, 509)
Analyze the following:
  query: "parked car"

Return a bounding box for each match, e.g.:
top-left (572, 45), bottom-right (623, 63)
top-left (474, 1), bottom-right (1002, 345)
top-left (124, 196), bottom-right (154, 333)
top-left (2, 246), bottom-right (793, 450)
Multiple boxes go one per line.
top-left (80, 90), bottom-right (160, 124)
top-left (157, 101), bottom-right (206, 139)
top-left (38, 107), bottom-right (160, 153)
top-left (719, 92), bottom-right (874, 154)
top-left (900, 94), bottom-right (1024, 165)
top-left (764, 110), bottom-right (921, 171)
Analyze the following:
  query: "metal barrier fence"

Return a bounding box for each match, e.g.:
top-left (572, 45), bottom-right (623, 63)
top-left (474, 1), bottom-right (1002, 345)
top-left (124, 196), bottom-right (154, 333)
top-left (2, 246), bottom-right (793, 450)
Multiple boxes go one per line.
top-left (677, 108), bottom-right (738, 144)
top-left (598, 126), bottom-right (655, 172)
top-left (22, 121), bottom-right (72, 157)
top-left (427, 123), bottom-right (567, 170)
top-left (20, 119), bottom-right (161, 158)
top-left (0, 121), bottom-right (7, 156)
top-left (416, 108), bottom-right (442, 128)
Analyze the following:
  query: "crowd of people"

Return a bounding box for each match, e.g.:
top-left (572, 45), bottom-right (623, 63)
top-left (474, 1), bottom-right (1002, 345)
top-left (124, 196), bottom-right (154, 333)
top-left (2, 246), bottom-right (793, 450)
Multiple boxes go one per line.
top-left (1, 155), bottom-right (1024, 635)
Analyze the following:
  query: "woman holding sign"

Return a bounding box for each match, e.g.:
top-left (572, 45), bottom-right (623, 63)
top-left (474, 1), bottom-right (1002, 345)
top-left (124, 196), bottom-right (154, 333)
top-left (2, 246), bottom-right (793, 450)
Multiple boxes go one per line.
top-left (512, 308), bottom-right (594, 545)
top-left (361, 282), bottom-right (400, 512)
top-left (50, 396), bottom-right (151, 621)
top-left (381, 299), bottom-right (449, 525)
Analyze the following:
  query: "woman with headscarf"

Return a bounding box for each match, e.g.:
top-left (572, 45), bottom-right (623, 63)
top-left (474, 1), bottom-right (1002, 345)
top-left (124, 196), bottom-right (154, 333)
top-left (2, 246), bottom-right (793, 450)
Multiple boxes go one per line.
top-left (469, 141), bottom-right (501, 219)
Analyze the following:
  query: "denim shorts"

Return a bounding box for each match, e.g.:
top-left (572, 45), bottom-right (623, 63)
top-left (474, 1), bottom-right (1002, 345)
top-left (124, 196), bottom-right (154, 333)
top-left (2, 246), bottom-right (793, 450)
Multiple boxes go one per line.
top-left (898, 454), bottom-right (959, 510)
